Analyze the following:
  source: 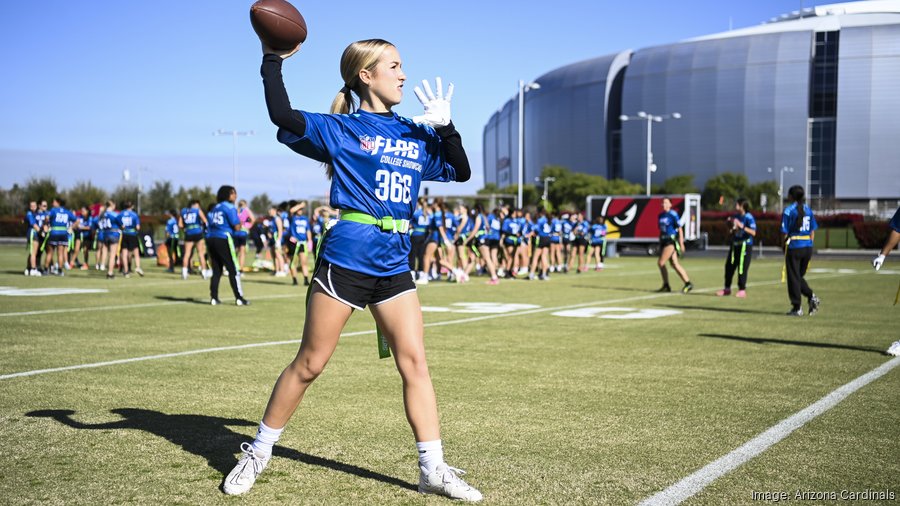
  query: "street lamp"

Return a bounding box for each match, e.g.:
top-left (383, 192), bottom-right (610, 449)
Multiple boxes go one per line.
top-left (619, 111), bottom-right (681, 195)
top-left (123, 167), bottom-right (151, 215)
top-left (535, 176), bottom-right (556, 203)
top-left (517, 80), bottom-right (541, 208)
top-left (767, 166), bottom-right (795, 214)
top-left (214, 129), bottom-right (255, 189)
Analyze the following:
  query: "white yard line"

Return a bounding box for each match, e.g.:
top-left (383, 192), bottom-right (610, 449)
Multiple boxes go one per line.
top-left (0, 271), bottom-right (861, 380)
top-left (639, 356), bottom-right (900, 506)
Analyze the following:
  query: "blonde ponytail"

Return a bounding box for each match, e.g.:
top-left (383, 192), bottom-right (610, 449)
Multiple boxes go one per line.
top-left (323, 39), bottom-right (394, 179)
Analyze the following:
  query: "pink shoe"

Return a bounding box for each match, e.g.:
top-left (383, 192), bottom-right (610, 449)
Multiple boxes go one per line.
top-left (486, 278), bottom-right (499, 285)
top-left (716, 289), bottom-right (731, 297)
top-left (735, 290), bottom-right (747, 298)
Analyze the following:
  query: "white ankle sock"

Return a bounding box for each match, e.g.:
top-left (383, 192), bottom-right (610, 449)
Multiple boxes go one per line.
top-left (251, 421), bottom-right (284, 458)
top-left (416, 439), bottom-right (444, 473)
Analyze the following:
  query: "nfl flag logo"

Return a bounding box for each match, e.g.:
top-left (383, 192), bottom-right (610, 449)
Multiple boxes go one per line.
top-left (359, 135), bottom-right (376, 154)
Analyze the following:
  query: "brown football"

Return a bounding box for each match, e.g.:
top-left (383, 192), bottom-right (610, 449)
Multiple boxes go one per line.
top-left (250, 0), bottom-right (307, 50)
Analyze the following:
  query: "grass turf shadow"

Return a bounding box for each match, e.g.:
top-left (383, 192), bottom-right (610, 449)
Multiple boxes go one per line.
top-left (698, 333), bottom-right (887, 355)
top-left (662, 304), bottom-right (775, 315)
top-left (25, 408), bottom-right (417, 492)
top-left (153, 295), bottom-right (208, 304)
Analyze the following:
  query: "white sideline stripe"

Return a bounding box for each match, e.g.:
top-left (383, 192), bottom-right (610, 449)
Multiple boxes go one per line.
top-left (639, 356), bottom-right (900, 506)
top-left (0, 292), bottom-right (302, 317)
top-left (0, 271), bottom-right (863, 380)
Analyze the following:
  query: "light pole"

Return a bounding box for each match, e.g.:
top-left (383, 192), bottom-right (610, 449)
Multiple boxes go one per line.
top-left (536, 176), bottom-right (556, 203)
top-left (619, 111), bottom-right (681, 195)
top-left (214, 129), bottom-right (254, 189)
top-left (767, 166), bottom-right (794, 214)
top-left (517, 80), bottom-right (540, 208)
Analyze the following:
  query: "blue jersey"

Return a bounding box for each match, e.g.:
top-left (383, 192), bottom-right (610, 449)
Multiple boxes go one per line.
top-left (181, 208), bottom-right (203, 236)
top-left (278, 109), bottom-right (457, 276)
top-left (48, 207), bottom-right (73, 236)
top-left (25, 211), bottom-right (37, 237)
top-left (207, 201), bottom-right (239, 240)
top-left (536, 217), bottom-right (551, 238)
top-left (290, 214), bottom-right (310, 241)
top-left (732, 212), bottom-right (756, 245)
top-left (313, 216), bottom-right (324, 237)
top-left (165, 217), bottom-right (179, 238)
top-left (562, 220), bottom-right (574, 241)
top-left (485, 214), bottom-right (502, 240)
top-left (34, 211), bottom-right (48, 231)
top-left (429, 210), bottom-right (444, 242)
top-left (102, 211), bottom-right (121, 236)
top-left (590, 223), bottom-right (607, 244)
top-left (412, 208), bottom-right (429, 237)
top-left (119, 210), bottom-right (140, 236)
top-left (658, 210), bottom-right (681, 237)
top-left (76, 214), bottom-right (92, 232)
top-left (781, 203), bottom-right (817, 249)
top-left (578, 220), bottom-right (590, 236)
top-left (890, 207), bottom-right (900, 233)
top-left (443, 213), bottom-right (458, 241)
top-left (460, 214), bottom-right (475, 236)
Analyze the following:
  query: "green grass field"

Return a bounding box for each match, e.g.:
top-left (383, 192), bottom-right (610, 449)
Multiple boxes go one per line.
top-left (1, 244), bottom-right (898, 505)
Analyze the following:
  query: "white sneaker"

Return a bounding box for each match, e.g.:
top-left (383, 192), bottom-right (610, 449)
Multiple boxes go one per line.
top-left (31, 269), bottom-right (42, 277)
top-left (419, 464), bottom-right (482, 502)
top-left (274, 271), bottom-right (287, 278)
top-left (223, 443), bottom-right (270, 496)
top-left (415, 276), bottom-right (429, 285)
top-left (24, 269), bottom-right (30, 276)
top-left (887, 341), bottom-right (900, 357)
top-left (136, 268), bottom-right (144, 277)
top-left (202, 269), bottom-right (213, 280)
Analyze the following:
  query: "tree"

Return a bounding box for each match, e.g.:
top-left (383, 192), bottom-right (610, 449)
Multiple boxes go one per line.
top-left (145, 180), bottom-right (176, 214)
top-left (746, 180), bottom-right (780, 213)
top-left (66, 180), bottom-right (108, 209)
top-left (701, 172), bottom-right (750, 210)
top-left (250, 193), bottom-right (273, 214)
top-left (0, 184), bottom-right (26, 215)
top-left (652, 174), bottom-right (699, 195)
top-left (109, 184), bottom-right (139, 208)
top-left (24, 177), bottom-right (60, 204)
top-left (173, 185), bottom-right (216, 210)
top-left (477, 183), bottom-right (539, 207)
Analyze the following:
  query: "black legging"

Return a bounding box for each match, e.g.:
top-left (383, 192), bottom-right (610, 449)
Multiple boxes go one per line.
top-left (410, 234), bottom-right (427, 272)
top-left (724, 241), bottom-right (752, 290)
top-left (785, 247), bottom-right (813, 309)
top-left (208, 237), bottom-right (244, 301)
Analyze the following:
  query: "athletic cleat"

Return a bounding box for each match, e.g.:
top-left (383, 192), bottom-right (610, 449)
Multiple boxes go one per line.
top-left (210, 298), bottom-right (220, 306)
top-left (419, 464), bottom-right (482, 502)
top-left (292, 278), bottom-right (298, 286)
top-left (124, 273), bottom-right (131, 279)
top-left (236, 298), bottom-right (250, 306)
top-left (486, 278), bottom-right (499, 286)
top-left (656, 284), bottom-right (671, 293)
top-left (786, 308), bottom-right (803, 316)
top-left (682, 282), bottom-right (694, 294)
top-left (136, 268), bottom-right (144, 277)
top-left (182, 271), bottom-right (189, 280)
top-left (31, 269), bottom-right (41, 276)
top-left (106, 273), bottom-right (115, 280)
top-left (23, 269), bottom-right (30, 276)
top-left (223, 442), bottom-right (270, 496)
top-left (808, 294), bottom-right (821, 315)
top-left (735, 290), bottom-right (747, 298)
top-left (887, 341), bottom-right (900, 357)
top-left (716, 289), bottom-right (731, 297)
top-left (80, 264), bottom-right (89, 270)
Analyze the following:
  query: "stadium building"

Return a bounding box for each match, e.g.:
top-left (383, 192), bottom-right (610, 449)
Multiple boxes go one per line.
top-left (483, 1), bottom-right (900, 210)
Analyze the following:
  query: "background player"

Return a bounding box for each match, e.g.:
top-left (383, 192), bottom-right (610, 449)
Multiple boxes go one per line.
top-left (717, 198), bottom-right (756, 297)
top-left (180, 200), bottom-right (210, 280)
top-left (118, 201), bottom-right (144, 278)
top-left (206, 185), bottom-right (248, 306)
top-left (657, 197), bottom-right (693, 293)
top-left (781, 185), bottom-right (820, 316)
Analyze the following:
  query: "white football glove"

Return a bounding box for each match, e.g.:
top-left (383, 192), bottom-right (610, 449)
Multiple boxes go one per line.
top-left (412, 77), bottom-right (454, 128)
top-left (873, 254), bottom-right (885, 271)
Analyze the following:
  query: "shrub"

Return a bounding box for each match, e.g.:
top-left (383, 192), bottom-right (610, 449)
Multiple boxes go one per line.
top-left (852, 221), bottom-right (891, 249)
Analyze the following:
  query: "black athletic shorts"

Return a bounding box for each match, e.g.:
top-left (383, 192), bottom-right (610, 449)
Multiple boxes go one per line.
top-left (659, 234), bottom-right (676, 249)
top-left (122, 234), bottom-right (140, 250)
top-left (104, 234), bottom-right (120, 246)
top-left (485, 238), bottom-right (500, 249)
top-left (454, 236), bottom-right (466, 247)
top-left (574, 237), bottom-right (588, 247)
top-left (185, 233), bottom-right (204, 243)
top-left (233, 235), bottom-right (247, 248)
top-left (285, 240), bottom-right (307, 258)
top-left (312, 260), bottom-right (416, 311)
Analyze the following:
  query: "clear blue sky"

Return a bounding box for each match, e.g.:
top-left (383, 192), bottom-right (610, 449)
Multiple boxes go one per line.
top-left (0, 0), bottom-right (827, 202)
